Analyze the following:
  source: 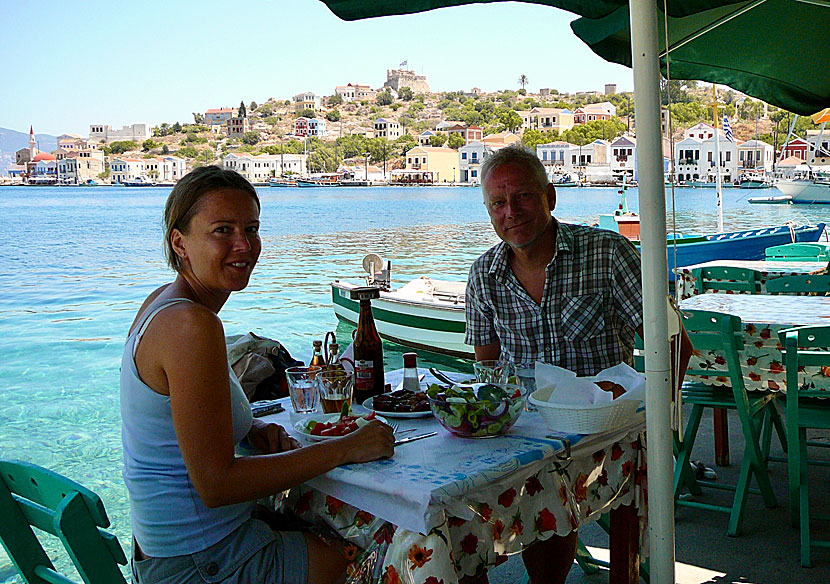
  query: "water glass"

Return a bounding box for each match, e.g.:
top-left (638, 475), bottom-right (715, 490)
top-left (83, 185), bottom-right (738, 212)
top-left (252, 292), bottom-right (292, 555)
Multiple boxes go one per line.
top-left (319, 369), bottom-right (354, 414)
top-left (285, 366), bottom-right (321, 414)
top-left (514, 362), bottom-right (537, 411)
top-left (473, 359), bottom-right (516, 384)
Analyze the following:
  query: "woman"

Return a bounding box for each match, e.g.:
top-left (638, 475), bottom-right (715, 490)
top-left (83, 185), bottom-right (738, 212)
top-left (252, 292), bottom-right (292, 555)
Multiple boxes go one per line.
top-left (121, 166), bottom-right (394, 584)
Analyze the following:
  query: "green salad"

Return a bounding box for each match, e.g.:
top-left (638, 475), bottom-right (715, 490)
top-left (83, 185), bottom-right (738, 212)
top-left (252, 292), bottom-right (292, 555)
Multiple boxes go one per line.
top-left (426, 382), bottom-right (524, 438)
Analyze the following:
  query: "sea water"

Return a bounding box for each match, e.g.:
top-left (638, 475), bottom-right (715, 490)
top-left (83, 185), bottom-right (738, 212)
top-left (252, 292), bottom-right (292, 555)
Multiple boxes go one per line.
top-left (0, 184), bottom-right (828, 579)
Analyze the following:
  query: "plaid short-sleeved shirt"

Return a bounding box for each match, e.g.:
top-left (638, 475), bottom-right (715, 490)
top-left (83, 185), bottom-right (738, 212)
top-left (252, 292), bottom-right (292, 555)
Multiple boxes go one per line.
top-left (465, 220), bottom-right (643, 376)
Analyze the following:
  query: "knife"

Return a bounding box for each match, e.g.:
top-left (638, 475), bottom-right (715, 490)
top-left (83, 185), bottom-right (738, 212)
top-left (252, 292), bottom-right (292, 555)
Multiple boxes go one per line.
top-left (394, 431), bottom-right (437, 446)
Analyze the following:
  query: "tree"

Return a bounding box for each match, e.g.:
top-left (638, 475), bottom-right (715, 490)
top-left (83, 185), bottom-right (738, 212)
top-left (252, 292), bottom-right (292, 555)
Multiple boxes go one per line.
top-left (172, 121), bottom-right (182, 133)
top-left (161, 144), bottom-right (170, 155)
top-left (394, 134), bottom-right (417, 157)
top-left (297, 108), bottom-right (315, 119)
top-left (398, 86), bottom-right (414, 101)
top-left (242, 131), bottom-right (260, 146)
top-left (429, 134), bottom-right (448, 147)
top-left (327, 93), bottom-right (344, 106)
top-left (249, 101), bottom-right (257, 111)
top-left (142, 139), bottom-right (160, 152)
top-left (109, 140), bottom-right (138, 154)
top-left (496, 107), bottom-right (523, 133)
top-left (239, 101), bottom-right (247, 118)
top-left (326, 109), bottom-right (341, 122)
top-left (376, 89), bottom-right (394, 106)
top-left (518, 74), bottom-right (529, 92)
top-left (447, 133), bottom-right (465, 149)
top-left (192, 112), bottom-right (204, 124)
top-left (176, 145), bottom-right (199, 158)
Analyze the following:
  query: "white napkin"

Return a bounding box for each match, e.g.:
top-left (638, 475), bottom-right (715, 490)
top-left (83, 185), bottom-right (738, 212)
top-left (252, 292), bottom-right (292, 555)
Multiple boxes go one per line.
top-left (535, 362), bottom-right (645, 406)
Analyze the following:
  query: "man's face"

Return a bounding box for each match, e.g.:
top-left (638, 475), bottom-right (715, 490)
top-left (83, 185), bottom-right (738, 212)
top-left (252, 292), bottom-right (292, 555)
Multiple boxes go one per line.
top-left (483, 161), bottom-right (556, 250)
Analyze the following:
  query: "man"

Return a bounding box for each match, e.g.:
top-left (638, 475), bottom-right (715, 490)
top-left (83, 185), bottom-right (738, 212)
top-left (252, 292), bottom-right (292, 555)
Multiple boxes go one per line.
top-left (465, 144), bottom-right (691, 584)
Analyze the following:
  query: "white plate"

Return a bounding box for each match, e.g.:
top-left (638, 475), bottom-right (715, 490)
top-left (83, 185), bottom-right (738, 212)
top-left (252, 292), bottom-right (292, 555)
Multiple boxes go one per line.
top-left (293, 412), bottom-right (388, 441)
top-left (362, 396), bottom-right (433, 419)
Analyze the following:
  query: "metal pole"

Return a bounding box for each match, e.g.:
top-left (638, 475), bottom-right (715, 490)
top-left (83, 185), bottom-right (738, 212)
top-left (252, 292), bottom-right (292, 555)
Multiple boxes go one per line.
top-left (712, 86), bottom-right (724, 232)
top-left (629, 0), bottom-right (675, 581)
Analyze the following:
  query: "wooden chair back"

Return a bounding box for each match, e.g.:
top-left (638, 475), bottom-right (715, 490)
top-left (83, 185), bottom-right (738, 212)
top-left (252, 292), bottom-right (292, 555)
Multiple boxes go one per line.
top-left (0, 459), bottom-right (127, 584)
top-left (764, 274), bottom-right (830, 295)
top-left (680, 309), bottom-right (745, 387)
top-left (691, 266), bottom-right (762, 294)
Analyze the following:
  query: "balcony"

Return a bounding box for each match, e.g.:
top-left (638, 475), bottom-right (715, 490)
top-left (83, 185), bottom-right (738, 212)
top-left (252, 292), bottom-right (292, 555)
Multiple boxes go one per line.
top-left (616, 156), bottom-right (628, 162)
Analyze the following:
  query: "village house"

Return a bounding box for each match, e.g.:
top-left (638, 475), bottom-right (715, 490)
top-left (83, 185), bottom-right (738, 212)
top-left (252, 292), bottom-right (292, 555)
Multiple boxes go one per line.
top-left (56, 134), bottom-right (89, 151)
top-left (293, 117), bottom-right (326, 138)
top-left (374, 118), bottom-right (401, 141)
top-left (418, 130), bottom-right (436, 146)
top-left (573, 102), bottom-right (616, 124)
top-left (293, 92), bottom-right (321, 112)
top-left (737, 139), bottom-right (775, 173)
top-left (401, 146), bottom-right (457, 182)
top-left (458, 141), bottom-right (493, 184)
top-left (227, 116), bottom-right (250, 138)
top-left (204, 108), bottom-right (235, 126)
top-left (481, 132), bottom-right (521, 149)
top-left (806, 129), bottom-right (830, 163)
top-left (610, 135), bottom-right (637, 180)
top-left (222, 152), bottom-right (308, 182)
top-left (675, 137), bottom-right (703, 181)
top-left (700, 134), bottom-right (739, 182)
top-left (783, 137), bottom-right (809, 161)
top-left (56, 148), bottom-right (105, 184)
top-left (335, 83), bottom-right (376, 102)
top-left (536, 141), bottom-right (572, 174)
top-left (683, 122), bottom-right (716, 141)
top-left (518, 108), bottom-right (575, 133)
top-left (110, 158), bottom-right (145, 184)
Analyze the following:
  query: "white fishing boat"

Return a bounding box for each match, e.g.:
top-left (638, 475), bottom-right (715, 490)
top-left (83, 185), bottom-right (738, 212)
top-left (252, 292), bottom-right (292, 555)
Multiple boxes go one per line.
top-left (775, 171), bottom-right (830, 204)
top-left (331, 254), bottom-right (471, 358)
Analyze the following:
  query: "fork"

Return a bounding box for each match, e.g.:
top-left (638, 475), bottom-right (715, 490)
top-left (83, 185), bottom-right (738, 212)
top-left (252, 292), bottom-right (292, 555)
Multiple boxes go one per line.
top-left (388, 422), bottom-right (416, 436)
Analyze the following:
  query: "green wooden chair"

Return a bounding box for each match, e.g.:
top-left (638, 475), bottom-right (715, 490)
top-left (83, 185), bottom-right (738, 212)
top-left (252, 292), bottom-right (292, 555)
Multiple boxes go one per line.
top-left (778, 326), bottom-right (830, 566)
top-left (765, 242), bottom-right (830, 263)
top-left (674, 309), bottom-right (783, 536)
top-left (691, 266), bottom-right (762, 294)
top-left (764, 274), bottom-right (830, 295)
top-left (0, 459), bottom-right (127, 584)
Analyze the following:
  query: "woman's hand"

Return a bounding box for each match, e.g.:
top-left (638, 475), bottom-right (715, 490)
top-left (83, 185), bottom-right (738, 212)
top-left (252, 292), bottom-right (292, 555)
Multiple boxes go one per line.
top-left (336, 420), bottom-right (395, 463)
top-left (247, 418), bottom-right (301, 454)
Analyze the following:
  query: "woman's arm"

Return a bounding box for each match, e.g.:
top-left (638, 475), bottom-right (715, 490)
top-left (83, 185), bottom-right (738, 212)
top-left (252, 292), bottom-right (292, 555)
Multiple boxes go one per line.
top-left (152, 304), bottom-right (394, 508)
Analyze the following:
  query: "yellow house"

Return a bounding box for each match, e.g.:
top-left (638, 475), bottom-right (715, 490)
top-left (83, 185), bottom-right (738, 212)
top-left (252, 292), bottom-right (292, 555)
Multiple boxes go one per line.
top-left (404, 146), bottom-right (459, 182)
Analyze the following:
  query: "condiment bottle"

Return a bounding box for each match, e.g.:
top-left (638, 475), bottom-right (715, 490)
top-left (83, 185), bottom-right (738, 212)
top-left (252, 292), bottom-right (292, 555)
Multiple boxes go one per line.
top-left (309, 340), bottom-right (326, 368)
top-left (327, 342), bottom-right (345, 372)
top-left (350, 287), bottom-right (384, 404)
top-left (402, 353), bottom-right (420, 392)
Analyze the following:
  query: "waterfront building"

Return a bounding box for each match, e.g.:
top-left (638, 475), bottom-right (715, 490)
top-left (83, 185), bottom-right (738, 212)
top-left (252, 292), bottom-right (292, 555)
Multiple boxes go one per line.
top-left (536, 141), bottom-right (573, 175)
top-left (222, 152), bottom-right (308, 182)
top-left (374, 118), bottom-right (401, 141)
top-left (56, 148), bottom-right (105, 184)
top-left (205, 108), bottom-right (235, 126)
top-left (110, 158), bottom-right (145, 184)
top-left (683, 122), bottom-right (717, 141)
top-left (89, 123), bottom-right (150, 144)
top-left (31, 154), bottom-right (57, 182)
top-left (15, 126), bottom-right (39, 166)
top-left (783, 137), bottom-right (809, 161)
top-left (458, 141), bottom-right (500, 184)
top-left (293, 92), bottom-right (321, 112)
top-left (518, 108), bottom-right (575, 133)
top-left (675, 137), bottom-right (704, 181)
top-left (737, 139), bottom-right (775, 173)
top-left (700, 134), bottom-right (739, 183)
top-left (610, 135), bottom-right (637, 180)
top-left (384, 67), bottom-right (430, 93)
top-left (403, 146), bottom-right (457, 182)
top-left (806, 129), bottom-right (830, 163)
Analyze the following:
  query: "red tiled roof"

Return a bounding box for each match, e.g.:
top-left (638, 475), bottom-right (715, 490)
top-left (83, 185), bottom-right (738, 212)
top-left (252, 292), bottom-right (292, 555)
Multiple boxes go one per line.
top-left (32, 153), bottom-right (55, 162)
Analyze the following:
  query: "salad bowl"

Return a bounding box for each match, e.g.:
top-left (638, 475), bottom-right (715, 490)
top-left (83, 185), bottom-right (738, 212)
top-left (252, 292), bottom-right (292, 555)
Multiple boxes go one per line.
top-left (426, 382), bottom-right (526, 438)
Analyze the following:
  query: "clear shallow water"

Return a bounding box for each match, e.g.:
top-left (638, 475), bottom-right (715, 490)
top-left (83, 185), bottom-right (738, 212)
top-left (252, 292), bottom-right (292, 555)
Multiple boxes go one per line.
top-left (1, 184), bottom-right (828, 578)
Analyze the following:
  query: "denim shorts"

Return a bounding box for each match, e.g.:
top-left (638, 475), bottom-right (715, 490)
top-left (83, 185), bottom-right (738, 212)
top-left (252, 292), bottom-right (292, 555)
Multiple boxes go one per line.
top-left (131, 518), bottom-right (308, 584)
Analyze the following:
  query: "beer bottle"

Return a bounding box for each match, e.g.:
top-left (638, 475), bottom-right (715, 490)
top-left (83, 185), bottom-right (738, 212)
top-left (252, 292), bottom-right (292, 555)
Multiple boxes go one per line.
top-left (350, 287), bottom-right (384, 403)
top-left (309, 340), bottom-right (326, 368)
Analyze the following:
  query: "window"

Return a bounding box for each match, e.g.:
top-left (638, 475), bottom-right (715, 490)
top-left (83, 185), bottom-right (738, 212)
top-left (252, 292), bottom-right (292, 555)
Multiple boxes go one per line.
top-left (472, 170), bottom-right (477, 177)
top-left (726, 152), bottom-right (731, 162)
top-left (708, 152), bottom-right (713, 162)
top-left (462, 152), bottom-right (467, 160)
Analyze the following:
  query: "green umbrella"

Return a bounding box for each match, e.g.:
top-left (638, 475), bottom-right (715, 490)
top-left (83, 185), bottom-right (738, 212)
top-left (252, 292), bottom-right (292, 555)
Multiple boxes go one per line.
top-left (323, 0), bottom-right (829, 116)
top-left (570, 0), bottom-right (830, 116)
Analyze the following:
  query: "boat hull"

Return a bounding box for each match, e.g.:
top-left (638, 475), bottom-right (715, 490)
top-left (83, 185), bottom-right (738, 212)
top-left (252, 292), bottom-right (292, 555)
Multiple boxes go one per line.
top-left (775, 180), bottom-right (830, 204)
top-left (331, 281), bottom-right (472, 359)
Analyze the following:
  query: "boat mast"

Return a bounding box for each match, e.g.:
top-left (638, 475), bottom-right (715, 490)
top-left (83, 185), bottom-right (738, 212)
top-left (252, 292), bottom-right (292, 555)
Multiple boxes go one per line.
top-left (709, 85), bottom-right (724, 232)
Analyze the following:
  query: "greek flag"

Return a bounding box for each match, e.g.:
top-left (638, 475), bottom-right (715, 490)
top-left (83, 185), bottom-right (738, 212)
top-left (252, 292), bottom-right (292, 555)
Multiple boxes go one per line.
top-left (399, 60), bottom-right (408, 67)
top-left (723, 114), bottom-right (734, 143)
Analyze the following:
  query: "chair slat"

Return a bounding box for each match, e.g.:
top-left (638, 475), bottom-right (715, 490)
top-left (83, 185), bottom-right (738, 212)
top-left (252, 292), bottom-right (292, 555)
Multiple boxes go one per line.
top-left (765, 274), bottom-right (830, 295)
top-left (11, 494), bottom-right (60, 537)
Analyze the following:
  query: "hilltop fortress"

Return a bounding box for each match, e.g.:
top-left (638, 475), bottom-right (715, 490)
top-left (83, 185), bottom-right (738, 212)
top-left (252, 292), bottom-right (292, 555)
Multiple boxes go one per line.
top-left (384, 68), bottom-right (430, 93)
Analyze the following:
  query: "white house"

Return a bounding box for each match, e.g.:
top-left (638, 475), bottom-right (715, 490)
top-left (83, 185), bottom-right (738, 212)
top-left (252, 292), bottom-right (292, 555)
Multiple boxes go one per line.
top-left (683, 122), bottom-right (716, 141)
top-left (737, 139), bottom-right (775, 173)
top-left (610, 135), bottom-right (637, 180)
top-left (458, 141), bottom-right (494, 184)
top-left (109, 158), bottom-right (145, 184)
top-left (675, 137), bottom-right (703, 181)
top-left (700, 135), bottom-right (739, 182)
top-left (222, 153), bottom-right (308, 182)
top-left (374, 118), bottom-right (401, 141)
top-left (418, 130), bottom-right (435, 146)
top-left (536, 141), bottom-right (573, 175)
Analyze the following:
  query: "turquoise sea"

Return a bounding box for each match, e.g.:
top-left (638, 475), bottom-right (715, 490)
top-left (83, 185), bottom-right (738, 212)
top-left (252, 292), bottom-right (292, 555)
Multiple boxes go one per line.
top-left (1, 184), bottom-right (828, 580)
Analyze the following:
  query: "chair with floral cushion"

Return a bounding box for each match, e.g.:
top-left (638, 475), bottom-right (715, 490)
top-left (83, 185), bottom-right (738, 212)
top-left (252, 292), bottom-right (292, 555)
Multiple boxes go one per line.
top-left (674, 309), bottom-right (782, 536)
top-left (778, 325), bottom-right (830, 566)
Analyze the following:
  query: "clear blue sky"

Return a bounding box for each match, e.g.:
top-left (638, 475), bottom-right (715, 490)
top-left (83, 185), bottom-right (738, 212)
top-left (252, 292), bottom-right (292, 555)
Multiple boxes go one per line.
top-left (1, 0), bottom-right (633, 136)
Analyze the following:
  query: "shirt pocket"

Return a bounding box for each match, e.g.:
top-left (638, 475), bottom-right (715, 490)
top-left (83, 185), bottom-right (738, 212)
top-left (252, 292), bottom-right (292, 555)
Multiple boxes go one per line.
top-left (561, 294), bottom-right (606, 342)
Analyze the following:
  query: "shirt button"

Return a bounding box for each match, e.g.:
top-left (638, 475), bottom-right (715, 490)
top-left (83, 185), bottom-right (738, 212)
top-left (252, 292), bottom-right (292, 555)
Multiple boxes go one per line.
top-left (206, 563), bottom-right (219, 576)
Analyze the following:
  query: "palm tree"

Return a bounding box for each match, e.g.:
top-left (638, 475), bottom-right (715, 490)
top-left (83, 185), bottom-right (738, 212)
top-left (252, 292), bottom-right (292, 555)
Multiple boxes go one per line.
top-left (518, 74), bottom-right (529, 91)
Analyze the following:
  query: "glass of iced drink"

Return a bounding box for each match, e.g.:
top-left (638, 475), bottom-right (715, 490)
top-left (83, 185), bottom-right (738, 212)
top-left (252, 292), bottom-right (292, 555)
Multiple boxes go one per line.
top-left (285, 366), bottom-right (321, 414)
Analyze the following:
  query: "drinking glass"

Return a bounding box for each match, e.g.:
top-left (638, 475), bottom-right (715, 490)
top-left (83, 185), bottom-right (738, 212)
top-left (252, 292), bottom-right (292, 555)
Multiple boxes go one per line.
top-left (319, 369), bottom-right (354, 414)
top-left (514, 362), bottom-right (537, 411)
top-left (473, 359), bottom-right (516, 384)
top-left (285, 366), bottom-right (321, 414)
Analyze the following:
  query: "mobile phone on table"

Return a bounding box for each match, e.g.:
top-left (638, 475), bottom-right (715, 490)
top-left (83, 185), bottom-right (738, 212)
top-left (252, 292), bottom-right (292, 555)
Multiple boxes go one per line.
top-left (251, 400), bottom-right (285, 417)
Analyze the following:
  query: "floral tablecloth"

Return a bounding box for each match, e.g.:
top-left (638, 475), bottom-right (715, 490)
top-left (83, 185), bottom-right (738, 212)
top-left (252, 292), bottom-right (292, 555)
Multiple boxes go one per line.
top-left (680, 293), bottom-right (830, 393)
top-left (674, 260), bottom-right (828, 301)
top-left (266, 405), bottom-right (646, 584)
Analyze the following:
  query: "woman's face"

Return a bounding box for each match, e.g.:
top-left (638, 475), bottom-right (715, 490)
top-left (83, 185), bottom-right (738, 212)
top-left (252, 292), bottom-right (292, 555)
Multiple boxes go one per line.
top-left (172, 188), bottom-right (261, 293)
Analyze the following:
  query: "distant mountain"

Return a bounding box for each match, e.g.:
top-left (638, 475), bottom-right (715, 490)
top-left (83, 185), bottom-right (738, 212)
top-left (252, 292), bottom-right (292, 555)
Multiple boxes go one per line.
top-left (0, 127), bottom-right (58, 174)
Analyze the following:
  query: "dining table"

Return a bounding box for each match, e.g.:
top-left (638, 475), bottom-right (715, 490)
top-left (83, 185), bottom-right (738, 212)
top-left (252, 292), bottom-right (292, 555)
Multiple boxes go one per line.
top-left (679, 293), bottom-right (830, 465)
top-left (261, 369), bottom-right (648, 584)
top-left (674, 259), bottom-right (829, 301)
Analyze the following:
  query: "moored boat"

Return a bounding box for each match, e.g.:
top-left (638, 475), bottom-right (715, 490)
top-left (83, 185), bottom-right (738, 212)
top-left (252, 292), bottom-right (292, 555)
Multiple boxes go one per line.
top-left (269, 177), bottom-right (298, 187)
top-left (775, 176), bottom-right (830, 204)
top-left (296, 174), bottom-right (342, 187)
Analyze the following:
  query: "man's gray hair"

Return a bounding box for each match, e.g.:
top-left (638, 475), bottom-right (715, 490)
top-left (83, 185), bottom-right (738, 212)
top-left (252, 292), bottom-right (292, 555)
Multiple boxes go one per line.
top-left (480, 143), bottom-right (549, 196)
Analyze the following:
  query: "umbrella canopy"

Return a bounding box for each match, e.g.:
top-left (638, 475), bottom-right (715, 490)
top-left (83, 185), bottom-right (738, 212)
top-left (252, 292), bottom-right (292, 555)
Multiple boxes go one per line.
top-left (813, 108), bottom-right (830, 124)
top-left (570, 0), bottom-right (830, 116)
top-left (322, 0), bottom-right (829, 116)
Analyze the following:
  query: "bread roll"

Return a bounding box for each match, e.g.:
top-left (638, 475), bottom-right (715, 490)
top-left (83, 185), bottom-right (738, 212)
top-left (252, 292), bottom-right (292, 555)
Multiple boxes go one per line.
top-left (595, 380), bottom-right (625, 399)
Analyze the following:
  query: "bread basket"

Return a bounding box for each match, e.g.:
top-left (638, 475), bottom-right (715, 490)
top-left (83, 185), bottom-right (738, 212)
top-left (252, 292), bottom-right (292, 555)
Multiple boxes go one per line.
top-left (529, 386), bottom-right (640, 434)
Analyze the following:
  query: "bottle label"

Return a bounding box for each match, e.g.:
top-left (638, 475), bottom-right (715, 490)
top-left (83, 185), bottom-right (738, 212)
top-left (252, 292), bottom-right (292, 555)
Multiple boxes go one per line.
top-left (355, 359), bottom-right (374, 390)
